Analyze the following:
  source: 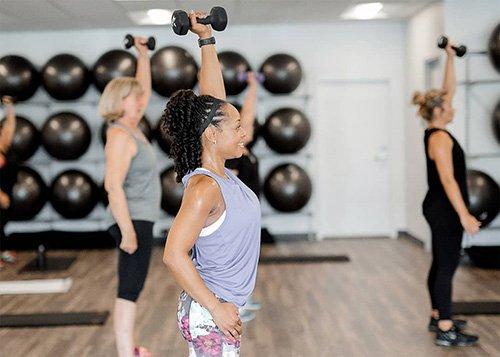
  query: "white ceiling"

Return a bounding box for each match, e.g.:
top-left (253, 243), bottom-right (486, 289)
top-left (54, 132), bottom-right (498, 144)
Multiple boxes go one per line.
top-left (0, 0), bottom-right (437, 31)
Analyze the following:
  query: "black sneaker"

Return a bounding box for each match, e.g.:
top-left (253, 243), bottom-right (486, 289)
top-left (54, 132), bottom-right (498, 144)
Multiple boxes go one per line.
top-left (428, 317), bottom-right (467, 332)
top-left (435, 326), bottom-right (479, 347)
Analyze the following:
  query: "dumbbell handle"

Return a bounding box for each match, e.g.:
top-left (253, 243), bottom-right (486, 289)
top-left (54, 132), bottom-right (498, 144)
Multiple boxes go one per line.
top-left (237, 72), bottom-right (265, 83)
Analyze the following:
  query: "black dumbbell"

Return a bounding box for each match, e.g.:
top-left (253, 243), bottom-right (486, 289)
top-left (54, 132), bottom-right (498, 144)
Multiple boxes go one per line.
top-left (124, 34), bottom-right (156, 51)
top-left (437, 36), bottom-right (467, 57)
top-left (171, 7), bottom-right (227, 36)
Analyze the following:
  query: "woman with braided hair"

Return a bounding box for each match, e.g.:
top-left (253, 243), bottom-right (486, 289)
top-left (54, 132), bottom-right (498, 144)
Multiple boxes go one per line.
top-left (161, 11), bottom-right (261, 357)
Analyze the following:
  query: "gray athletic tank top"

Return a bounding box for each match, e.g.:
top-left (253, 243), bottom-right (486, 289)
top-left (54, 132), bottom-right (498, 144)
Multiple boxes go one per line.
top-left (105, 122), bottom-right (161, 228)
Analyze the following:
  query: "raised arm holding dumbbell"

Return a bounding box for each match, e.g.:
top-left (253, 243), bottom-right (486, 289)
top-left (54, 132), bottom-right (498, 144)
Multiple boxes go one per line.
top-left (442, 38), bottom-right (457, 104)
top-left (190, 11), bottom-right (226, 100)
top-left (132, 36), bottom-right (152, 113)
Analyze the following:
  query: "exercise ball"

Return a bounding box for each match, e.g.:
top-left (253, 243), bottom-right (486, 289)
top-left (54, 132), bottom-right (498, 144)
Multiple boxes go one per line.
top-left (493, 100), bottom-right (500, 143)
top-left (50, 170), bottom-right (99, 218)
top-left (100, 183), bottom-right (108, 206)
top-left (42, 112), bottom-right (91, 160)
top-left (0, 115), bottom-right (40, 161)
top-left (264, 163), bottom-right (312, 212)
top-left (93, 50), bottom-right (136, 92)
top-left (219, 51), bottom-right (251, 95)
top-left (488, 23), bottom-right (500, 73)
top-left (160, 166), bottom-right (184, 216)
top-left (100, 116), bottom-right (153, 145)
top-left (467, 169), bottom-right (500, 227)
top-left (151, 46), bottom-right (198, 97)
top-left (9, 166), bottom-right (47, 221)
top-left (259, 54), bottom-right (302, 94)
top-left (155, 121), bottom-right (173, 155)
top-left (263, 108), bottom-right (311, 153)
top-left (466, 246), bottom-right (500, 269)
top-left (0, 55), bottom-right (40, 101)
top-left (42, 54), bottom-right (90, 100)
top-left (231, 102), bottom-right (260, 149)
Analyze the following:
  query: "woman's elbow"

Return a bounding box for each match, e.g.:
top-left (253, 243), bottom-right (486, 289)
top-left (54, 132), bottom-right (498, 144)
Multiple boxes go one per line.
top-left (163, 249), bottom-right (179, 268)
top-left (104, 180), bottom-right (121, 195)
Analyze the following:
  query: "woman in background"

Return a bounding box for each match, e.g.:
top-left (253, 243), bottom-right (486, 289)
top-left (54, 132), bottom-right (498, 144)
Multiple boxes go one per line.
top-left (412, 38), bottom-right (480, 347)
top-left (99, 36), bottom-right (160, 357)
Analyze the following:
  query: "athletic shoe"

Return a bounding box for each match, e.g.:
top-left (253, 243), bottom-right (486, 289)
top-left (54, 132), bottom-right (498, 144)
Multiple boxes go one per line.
top-left (435, 326), bottom-right (479, 347)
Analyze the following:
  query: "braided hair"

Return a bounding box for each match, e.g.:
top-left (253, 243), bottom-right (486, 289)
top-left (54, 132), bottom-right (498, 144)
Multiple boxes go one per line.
top-left (160, 90), bottom-right (226, 182)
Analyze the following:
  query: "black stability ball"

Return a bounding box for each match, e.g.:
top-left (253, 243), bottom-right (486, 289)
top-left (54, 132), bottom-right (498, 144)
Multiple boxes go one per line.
top-left (259, 54), bottom-right (302, 94)
top-left (93, 50), bottom-right (137, 92)
top-left (488, 23), bottom-right (500, 73)
top-left (100, 183), bottom-right (108, 206)
top-left (9, 166), bottom-right (47, 221)
top-left (42, 112), bottom-right (91, 160)
top-left (465, 246), bottom-right (500, 269)
top-left (151, 46), bottom-right (198, 97)
top-left (493, 100), bottom-right (500, 143)
top-left (264, 163), bottom-right (312, 212)
top-left (0, 115), bottom-right (40, 161)
top-left (0, 55), bottom-right (40, 101)
top-left (100, 116), bottom-right (153, 145)
top-left (467, 169), bottom-right (500, 227)
top-left (263, 108), bottom-right (311, 154)
top-left (155, 120), bottom-right (173, 155)
top-left (219, 51), bottom-right (251, 96)
top-left (42, 54), bottom-right (90, 100)
top-left (50, 170), bottom-right (99, 219)
top-left (160, 166), bottom-right (184, 216)
top-left (231, 102), bottom-right (260, 149)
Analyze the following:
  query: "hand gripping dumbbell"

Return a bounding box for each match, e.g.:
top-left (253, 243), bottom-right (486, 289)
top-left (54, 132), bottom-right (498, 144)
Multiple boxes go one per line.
top-left (437, 36), bottom-right (467, 57)
top-left (171, 7), bottom-right (228, 36)
top-left (124, 34), bottom-right (156, 51)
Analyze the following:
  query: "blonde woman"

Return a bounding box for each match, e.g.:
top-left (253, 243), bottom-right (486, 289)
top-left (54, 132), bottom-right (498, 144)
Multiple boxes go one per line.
top-left (99, 36), bottom-right (160, 357)
top-left (412, 38), bottom-right (479, 347)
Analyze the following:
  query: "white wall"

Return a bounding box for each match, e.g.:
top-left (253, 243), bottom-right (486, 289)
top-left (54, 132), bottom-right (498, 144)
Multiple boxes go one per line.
top-left (405, 0), bottom-right (500, 247)
top-left (0, 21), bottom-right (407, 237)
top-left (405, 2), bottom-right (444, 247)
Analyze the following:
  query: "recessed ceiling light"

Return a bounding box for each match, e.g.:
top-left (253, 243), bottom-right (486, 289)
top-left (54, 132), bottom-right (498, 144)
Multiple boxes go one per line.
top-left (341, 2), bottom-right (385, 20)
top-left (128, 9), bottom-right (172, 25)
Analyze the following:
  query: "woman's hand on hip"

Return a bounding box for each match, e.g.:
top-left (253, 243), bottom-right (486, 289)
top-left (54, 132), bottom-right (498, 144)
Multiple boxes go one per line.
top-left (211, 302), bottom-right (242, 341)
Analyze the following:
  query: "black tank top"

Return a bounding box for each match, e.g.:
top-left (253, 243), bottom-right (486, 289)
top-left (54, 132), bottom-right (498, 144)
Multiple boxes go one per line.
top-left (226, 151), bottom-right (260, 198)
top-left (423, 128), bottom-right (469, 209)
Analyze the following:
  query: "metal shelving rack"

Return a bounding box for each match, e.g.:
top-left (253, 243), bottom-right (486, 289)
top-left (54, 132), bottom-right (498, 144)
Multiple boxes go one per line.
top-left (461, 50), bottom-right (500, 244)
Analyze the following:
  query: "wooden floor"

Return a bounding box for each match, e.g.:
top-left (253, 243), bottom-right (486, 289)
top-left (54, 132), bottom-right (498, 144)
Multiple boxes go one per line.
top-left (1, 237), bottom-right (499, 357)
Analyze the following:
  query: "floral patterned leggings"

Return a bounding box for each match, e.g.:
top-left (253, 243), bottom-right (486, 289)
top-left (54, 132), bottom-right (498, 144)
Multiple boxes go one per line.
top-left (177, 291), bottom-right (241, 357)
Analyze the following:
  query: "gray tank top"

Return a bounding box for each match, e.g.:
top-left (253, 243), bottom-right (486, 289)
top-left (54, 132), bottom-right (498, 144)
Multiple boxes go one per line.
top-left (105, 122), bottom-right (161, 228)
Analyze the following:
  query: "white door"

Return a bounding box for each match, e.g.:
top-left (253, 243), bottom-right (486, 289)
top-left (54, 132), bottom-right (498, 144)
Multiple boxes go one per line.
top-left (316, 80), bottom-right (392, 238)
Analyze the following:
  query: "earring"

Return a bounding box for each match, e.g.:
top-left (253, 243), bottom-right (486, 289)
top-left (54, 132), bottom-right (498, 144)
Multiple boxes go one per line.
top-left (212, 140), bottom-right (217, 145)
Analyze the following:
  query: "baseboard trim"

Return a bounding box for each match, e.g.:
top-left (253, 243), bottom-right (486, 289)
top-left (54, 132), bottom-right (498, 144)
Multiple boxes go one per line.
top-left (398, 231), bottom-right (425, 247)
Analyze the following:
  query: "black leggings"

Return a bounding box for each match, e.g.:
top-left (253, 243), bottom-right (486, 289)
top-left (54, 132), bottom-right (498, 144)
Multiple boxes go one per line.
top-left (108, 220), bottom-right (154, 302)
top-left (425, 207), bottom-right (463, 320)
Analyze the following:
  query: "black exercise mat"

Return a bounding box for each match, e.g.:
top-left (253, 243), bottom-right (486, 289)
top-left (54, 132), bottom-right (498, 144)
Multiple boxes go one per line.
top-left (19, 256), bottom-right (76, 273)
top-left (453, 301), bottom-right (500, 315)
top-left (260, 255), bottom-right (350, 264)
top-left (0, 311), bottom-right (109, 328)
